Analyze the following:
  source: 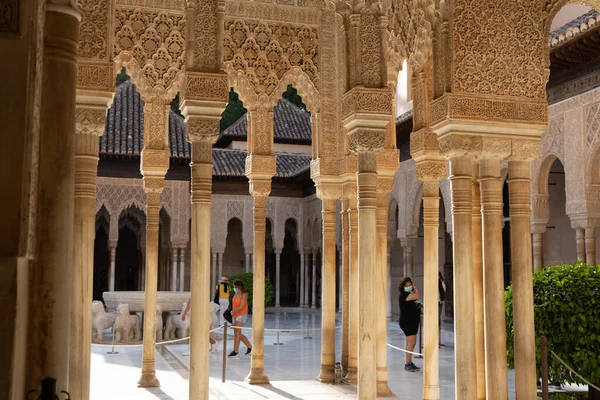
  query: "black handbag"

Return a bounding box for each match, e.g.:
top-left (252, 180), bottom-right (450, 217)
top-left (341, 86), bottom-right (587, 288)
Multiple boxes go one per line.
top-left (213, 288), bottom-right (219, 305)
top-left (223, 305), bottom-right (233, 324)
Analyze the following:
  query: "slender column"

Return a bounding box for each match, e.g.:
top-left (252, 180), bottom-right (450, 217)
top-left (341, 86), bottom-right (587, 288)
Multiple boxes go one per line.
top-left (138, 177), bottom-right (164, 387)
top-left (317, 198), bottom-right (338, 382)
top-left (386, 243), bottom-right (392, 320)
top-left (421, 180), bottom-right (442, 400)
top-left (576, 228), bottom-right (585, 262)
top-left (275, 250), bottom-right (281, 307)
top-left (245, 252), bottom-right (251, 273)
top-left (311, 251), bottom-right (318, 308)
top-left (300, 252), bottom-right (305, 307)
top-left (108, 244), bottom-right (117, 291)
top-left (188, 140), bottom-right (215, 400)
top-left (376, 193), bottom-right (393, 396)
top-left (70, 104), bottom-right (108, 400)
top-left (246, 190), bottom-right (271, 384)
top-left (26, 5), bottom-right (80, 392)
top-left (532, 231), bottom-right (544, 270)
top-left (179, 247), bottom-right (185, 292)
top-left (356, 151), bottom-right (378, 399)
top-left (345, 197), bottom-right (359, 383)
top-left (585, 227), bottom-right (596, 265)
top-left (171, 248), bottom-right (178, 291)
top-left (341, 198), bottom-right (350, 370)
top-left (508, 160), bottom-right (537, 400)
top-left (218, 252), bottom-right (223, 279)
top-left (304, 249), bottom-right (311, 307)
top-left (479, 158), bottom-right (508, 399)
top-left (211, 251), bottom-right (217, 295)
top-left (472, 166), bottom-right (486, 400)
top-left (448, 156), bottom-right (477, 400)
top-left (338, 249), bottom-right (343, 312)
top-left (400, 238), bottom-right (416, 277)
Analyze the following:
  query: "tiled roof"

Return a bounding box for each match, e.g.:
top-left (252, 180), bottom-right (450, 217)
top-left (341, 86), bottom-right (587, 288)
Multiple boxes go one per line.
top-left (549, 10), bottom-right (600, 48)
top-left (220, 98), bottom-right (312, 143)
top-left (100, 81), bottom-right (311, 178)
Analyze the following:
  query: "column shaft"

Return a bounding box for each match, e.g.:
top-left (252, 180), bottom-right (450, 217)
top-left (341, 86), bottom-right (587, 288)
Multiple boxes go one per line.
top-left (304, 251), bottom-right (310, 307)
top-left (311, 252), bottom-right (317, 308)
top-left (508, 160), bottom-right (537, 400)
top-left (211, 252), bottom-right (217, 295)
top-left (245, 253), bottom-right (251, 273)
top-left (403, 245), bottom-right (414, 277)
top-left (356, 152), bottom-right (378, 399)
top-left (300, 253), bottom-right (305, 306)
top-left (138, 191), bottom-right (161, 387)
top-left (386, 246), bottom-right (392, 320)
top-left (27, 7), bottom-right (79, 392)
top-left (472, 169), bottom-right (486, 400)
top-left (576, 228), bottom-right (585, 262)
top-left (479, 158), bottom-right (508, 399)
top-left (376, 195), bottom-right (393, 396)
top-left (449, 156), bottom-right (477, 400)
top-left (171, 249), bottom-right (178, 291)
top-left (422, 183), bottom-right (440, 400)
top-left (188, 151), bottom-right (213, 400)
top-left (179, 248), bottom-right (185, 291)
top-left (345, 200), bottom-right (359, 383)
top-left (247, 195), bottom-right (270, 384)
top-left (341, 200), bottom-right (350, 370)
top-left (585, 227), bottom-right (596, 265)
top-left (317, 199), bottom-right (337, 382)
top-left (109, 246), bottom-right (116, 291)
top-left (218, 252), bottom-right (223, 279)
top-left (70, 131), bottom-right (101, 400)
top-left (338, 249), bottom-right (343, 312)
top-left (532, 233), bottom-right (544, 270)
top-left (275, 251), bottom-right (281, 307)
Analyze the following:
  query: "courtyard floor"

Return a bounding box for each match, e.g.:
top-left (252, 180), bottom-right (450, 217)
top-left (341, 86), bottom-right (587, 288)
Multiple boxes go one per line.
top-left (91, 308), bottom-right (587, 399)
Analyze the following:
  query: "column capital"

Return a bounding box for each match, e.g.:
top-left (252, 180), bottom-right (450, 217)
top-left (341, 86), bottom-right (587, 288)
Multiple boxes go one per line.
top-left (531, 223), bottom-right (547, 235)
top-left (570, 214), bottom-right (600, 230)
top-left (316, 182), bottom-right (344, 201)
top-left (75, 106), bottom-right (108, 137)
top-left (415, 160), bottom-right (447, 183)
top-left (246, 155), bottom-right (277, 181)
top-left (141, 148), bottom-right (170, 176)
top-left (249, 179), bottom-right (272, 200)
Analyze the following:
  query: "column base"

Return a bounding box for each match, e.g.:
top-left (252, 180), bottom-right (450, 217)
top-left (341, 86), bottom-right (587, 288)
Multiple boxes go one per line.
top-left (377, 381), bottom-right (394, 397)
top-left (311, 305), bottom-right (316, 309)
top-left (137, 372), bottom-right (160, 388)
top-left (316, 365), bottom-right (334, 383)
top-left (246, 369), bottom-right (270, 385)
top-left (343, 367), bottom-right (358, 384)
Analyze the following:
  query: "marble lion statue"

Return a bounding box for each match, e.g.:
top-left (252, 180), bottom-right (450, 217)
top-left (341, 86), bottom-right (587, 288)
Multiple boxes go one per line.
top-left (155, 305), bottom-right (164, 342)
top-left (91, 301), bottom-right (116, 340)
top-left (114, 303), bottom-right (141, 343)
top-left (165, 302), bottom-right (190, 340)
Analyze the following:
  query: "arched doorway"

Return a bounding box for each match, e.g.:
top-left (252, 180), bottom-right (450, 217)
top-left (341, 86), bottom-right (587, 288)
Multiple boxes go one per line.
top-left (93, 207), bottom-right (110, 302)
top-left (223, 217), bottom-right (245, 277)
top-left (116, 206), bottom-right (144, 291)
top-left (280, 218), bottom-right (300, 306)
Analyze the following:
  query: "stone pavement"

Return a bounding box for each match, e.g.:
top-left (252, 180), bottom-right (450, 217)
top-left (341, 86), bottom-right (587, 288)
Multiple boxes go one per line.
top-left (90, 308), bottom-right (588, 399)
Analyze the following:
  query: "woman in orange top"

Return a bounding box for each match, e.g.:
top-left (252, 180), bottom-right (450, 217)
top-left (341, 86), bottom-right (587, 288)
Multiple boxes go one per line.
top-left (228, 280), bottom-right (252, 358)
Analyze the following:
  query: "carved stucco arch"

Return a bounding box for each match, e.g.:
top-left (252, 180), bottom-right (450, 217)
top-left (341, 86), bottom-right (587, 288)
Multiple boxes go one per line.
top-left (270, 67), bottom-right (321, 113)
top-left (544, 0), bottom-right (600, 38)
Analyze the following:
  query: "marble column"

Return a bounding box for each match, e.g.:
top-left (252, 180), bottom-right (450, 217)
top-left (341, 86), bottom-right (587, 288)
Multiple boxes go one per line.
top-left (508, 160), bottom-right (537, 400)
top-left (422, 179), bottom-right (442, 400)
top-left (171, 248), bottom-right (178, 291)
top-left (300, 252), bottom-right (305, 307)
top-left (311, 251), bottom-right (318, 308)
top-left (317, 198), bottom-right (337, 382)
top-left (472, 166), bottom-right (486, 400)
top-left (179, 247), bottom-right (185, 292)
top-left (479, 158), bottom-right (508, 399)
top-left (341, 198), bottom-right (350, 370)
top-left (585, 226), bottom-right (596, 265)
top-left (386, 243), bottom-right (392, 320)
top-left (26, 4), bottom-right (79, 392)
top-left (338, 249), bottom-right (343, 312)
top-left (70, 102), bottom-right (110, 400)
top-left (108, 244), bottom-right (117, 291)
top-left (275, 250), bottom-right (281, 307)
top-left (247, 189), bottom-right (271, 384)
top-left (304, 249), bottom-right (311, 307)
top-left (218, 252), bottom-right (223, 280)
top-left (211, 251), bottom-right (217, 294)
top-left (448, 155), bottom-right (477, 399)
top-left (345, 196), bottom-right (359, 383)
top-left (245, 252), bottom-right (251, 273)
top-left (376, 193), bottom-right (393, 397)
top-left (532, 225), bottom-right (545, 271)
top-left (188, 139), bottom-right (215, 400)
top-left (576, 228), bottom-right (585, 262)
top-left (356, 151), bottom-right (379, 399)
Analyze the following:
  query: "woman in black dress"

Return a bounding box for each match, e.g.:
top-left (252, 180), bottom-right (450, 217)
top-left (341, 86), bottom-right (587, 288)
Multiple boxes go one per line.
top-left (399, 277), bottom-right (421, 371)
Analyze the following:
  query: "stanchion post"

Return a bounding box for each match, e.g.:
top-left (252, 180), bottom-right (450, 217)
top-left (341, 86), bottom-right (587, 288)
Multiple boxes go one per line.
top-left (222, 322), bottom-right (228, 383)
top-left (416, 312), bottom-right (423, 359)
top-left (541, 336), bottom-right (549, 400)
top-left (107, 324), bottom-right (119, 355)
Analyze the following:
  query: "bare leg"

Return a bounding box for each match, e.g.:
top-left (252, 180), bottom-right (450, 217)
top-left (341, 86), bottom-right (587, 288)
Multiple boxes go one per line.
top-left (233, 322), bottom-right (242, 352)
top-left (406, 335), bottom-right (417, 364)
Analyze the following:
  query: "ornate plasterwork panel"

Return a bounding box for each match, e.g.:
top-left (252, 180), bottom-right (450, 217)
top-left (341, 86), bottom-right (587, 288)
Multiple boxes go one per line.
top-left (114, 6), bottom-right (185, 101)
top-left (223, 1), bottom-right (321, 25)
top-left (96, 177), bottom-right (146, 217)
top-left (222, 18), bottom-right (319, 95)
top-left (116, 0), bottom-right (185, 9)
top-left (78, 0), bottom-right (111, 59)
top-left (163, 180), bottom-right (190, 245)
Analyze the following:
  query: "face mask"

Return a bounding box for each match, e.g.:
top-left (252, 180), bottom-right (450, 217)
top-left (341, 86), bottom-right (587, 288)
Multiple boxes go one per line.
top-left (234, 288), bottom-right (238, 293)
top-left (404, 286), bottom-right (413, 293)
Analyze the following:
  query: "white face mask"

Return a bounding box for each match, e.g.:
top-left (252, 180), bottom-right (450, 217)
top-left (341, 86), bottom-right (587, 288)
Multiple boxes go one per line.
top-left (234, 288), bottom-right (238, 293)
top-left (404, 286), bottom-right (413, 293)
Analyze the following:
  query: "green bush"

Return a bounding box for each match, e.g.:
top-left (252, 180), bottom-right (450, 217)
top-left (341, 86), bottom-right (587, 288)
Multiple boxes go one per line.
top-left (505, 262), bottom-right (600, 390)
top-left (227, 272), bottom-right (274, 311)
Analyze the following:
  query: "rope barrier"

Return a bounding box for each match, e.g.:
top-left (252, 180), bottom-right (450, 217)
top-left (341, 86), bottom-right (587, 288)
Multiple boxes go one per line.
top-left (91, 325), bottom-right (225, 348)
top-left (550, 350), bottom-right (600, 391)
top-left (386, 343), bottom-right (455, 359)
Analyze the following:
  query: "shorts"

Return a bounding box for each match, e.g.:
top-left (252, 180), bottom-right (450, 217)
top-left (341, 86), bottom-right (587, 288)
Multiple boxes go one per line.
top-left (233, 314), bottom-right (248, 324)
top-left (399, 319), bottom-right (420, 337)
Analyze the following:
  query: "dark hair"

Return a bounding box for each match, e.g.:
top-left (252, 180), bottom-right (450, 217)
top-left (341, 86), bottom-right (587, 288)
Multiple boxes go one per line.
top-left (233, 280), bottom-right (246, 293)
top-left (398, 277), bottom-right (413, 292)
